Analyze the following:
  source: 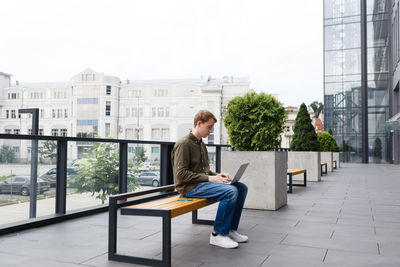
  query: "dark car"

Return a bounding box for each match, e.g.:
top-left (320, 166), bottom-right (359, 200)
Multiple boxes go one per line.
top-left (0, 176), bottom-right (50, 196)
top-left (137, 172), bottom-right (160, 187)
top-left (40, 167), bottom-right (77, 187)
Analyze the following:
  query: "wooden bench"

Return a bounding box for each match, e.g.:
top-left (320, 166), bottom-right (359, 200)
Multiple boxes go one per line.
top-left (287, 169), bottom-right (307, 193)
top-left (333, 160), bottom-right (337, 169)
top-left (321, 162), bottom-right (327, 175)
top-left (108, 185), bottom-right (216, 267)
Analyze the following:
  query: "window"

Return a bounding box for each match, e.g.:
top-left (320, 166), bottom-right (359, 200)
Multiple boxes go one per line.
top-left (165, 107), bottom-right (170, 117)
top-left (286, 126), bottom-right (290, 132)
top-left (60, 129), bottom-right (67, 136)
top-left (151, 147), bottom-right (160, 154)
top-left (152, 107), bottom-right (156, 117)
top-left (12, 146), bottom-right (19, 153)
top-left (161, 128), bottom-right (169, 140)
top-left (5, 129), bottom-right (12, 134)
top-left (106, 85), bottom-right (111, 95)
top-left (106, 101), bottom-right (111, 116)
top-left (57, 109), bottom-right (63, 118)
top-left (126, 108), bottom-right (130, 117)
top-left (28, 129), bottom-right (32, 135)
top-left (8, 93), bottom-right (17, 99)
top-left (158, 107), bottom-right (164, 117)
top-left (132, 107), bottom-right (138, 117)
top-left (151, 128), bottom-right (160, 139)
top-left (126, 128), bottom-right (134, 139)
top-left (30, 92), bottom-right (43, 99)
top-left (6, 110), bottom-right (9, 119)
top-left (52, 109), bottom-right (56, 118)
top-left (52, 129), bottom-right (59, 136)
top-left (11, 110), bottom-right (16, 119)
top-left (139, 107), bottom-right (143, 117)
top-left (13, 129), bottom-right (20, 135)
top-left (64, 109), bottom-right (68, 118)
top-left (77, 98), bottom-right (98, 104)
top-left (40, 109), bottom-right (44, 118)
top-left (105, 123), bottom-right (111, 137)
top-left (39, 129), bottom-right (44, 135)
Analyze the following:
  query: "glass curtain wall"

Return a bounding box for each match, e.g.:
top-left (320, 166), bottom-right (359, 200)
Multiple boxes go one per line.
top-left (366, 0), bottom-right (390, 163)
top-left (324, 0), bottom-right (390, 163)
top-left (324, 0), bottom-right (363, 162)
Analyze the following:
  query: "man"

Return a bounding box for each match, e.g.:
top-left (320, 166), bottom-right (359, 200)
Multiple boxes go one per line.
top-left (171, 110), bottom-right (248, 249)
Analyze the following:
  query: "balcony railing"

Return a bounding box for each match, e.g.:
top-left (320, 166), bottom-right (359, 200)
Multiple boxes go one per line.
top-left (0, 133), bottom-right (230, 235)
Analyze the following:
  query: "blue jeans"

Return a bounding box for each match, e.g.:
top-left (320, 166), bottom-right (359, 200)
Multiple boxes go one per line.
top-left (185, 182), bottom-right (248, 236)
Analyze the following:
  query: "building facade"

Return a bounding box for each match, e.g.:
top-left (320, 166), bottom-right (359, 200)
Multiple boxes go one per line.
top-left (324, 0), bottom-right (400, 163)
top-left (0, 69), bottom-right (250, 162)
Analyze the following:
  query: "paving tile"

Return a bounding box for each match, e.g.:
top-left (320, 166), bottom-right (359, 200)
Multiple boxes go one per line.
top-left (324, 249), bottom-right (400, 267)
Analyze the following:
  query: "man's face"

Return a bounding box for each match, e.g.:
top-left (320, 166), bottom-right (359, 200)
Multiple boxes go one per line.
top-left (197, 119), bottom-right (215, 138)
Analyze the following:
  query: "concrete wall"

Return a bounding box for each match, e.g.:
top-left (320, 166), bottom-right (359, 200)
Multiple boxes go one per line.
top-left (288, 152), bottom-right (321, 182)
top-left (221, 151), bottom-right (287, 211)
top-left (333, 152), bottom-right (340, 168)
top-left (321, 152), bottom-right (333, 172)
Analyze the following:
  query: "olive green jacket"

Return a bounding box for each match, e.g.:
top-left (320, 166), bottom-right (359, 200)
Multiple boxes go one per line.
top-left (171, 132), bottom-right (216, 195)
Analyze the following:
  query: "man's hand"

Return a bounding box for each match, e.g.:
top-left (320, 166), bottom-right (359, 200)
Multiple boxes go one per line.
top-left (208, 173), bottom-right (232, 183)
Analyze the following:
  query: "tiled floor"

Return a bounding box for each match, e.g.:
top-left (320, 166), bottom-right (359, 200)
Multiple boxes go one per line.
top-left (1, 163), bottom-right (400, 266)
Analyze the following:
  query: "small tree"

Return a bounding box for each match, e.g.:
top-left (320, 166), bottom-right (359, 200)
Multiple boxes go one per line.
top-left (72, 140), bottom-right (140, 203)
top-left (309, 101), bottom-right (324, 118)
top-left (290, 103), bottom-right (320, 151)
top-left (373, 138), bottom-right (382, 159)
top-left (328, 128), bottom-right (333, 136)
top-left (224, 92), bottom-right (287, 151)
top-left (0, 145), bottom-right (15, 163)
top-left (317, 131), bottom-right (339, 152)
top-left (39, 140), bottom-right (57, 164)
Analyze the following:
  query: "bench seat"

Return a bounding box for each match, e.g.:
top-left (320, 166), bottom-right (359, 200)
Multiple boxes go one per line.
top-left (287, 169), bottom-right (307, 193)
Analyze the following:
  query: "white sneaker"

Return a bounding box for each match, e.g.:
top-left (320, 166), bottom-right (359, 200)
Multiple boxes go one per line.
top-left (229, 230), bottom-right (248, 243)
top-left (209, 233), bottom-right (239, 248)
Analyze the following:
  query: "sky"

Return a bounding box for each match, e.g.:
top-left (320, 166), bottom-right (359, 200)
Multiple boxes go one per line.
top-left (0, 0), bottom-right (323, 107)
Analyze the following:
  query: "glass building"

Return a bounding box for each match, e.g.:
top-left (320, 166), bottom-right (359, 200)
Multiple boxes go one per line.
top-left (324, 0), bottom-right (400, 163)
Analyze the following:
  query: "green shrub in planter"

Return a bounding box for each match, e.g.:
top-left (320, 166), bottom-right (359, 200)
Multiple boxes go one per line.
top-left (224, 92), bottom-right (287, 151)
top-left (290, 103), bottom-right (320, 151)
top-left (317, 131), bottom-right (339, 152)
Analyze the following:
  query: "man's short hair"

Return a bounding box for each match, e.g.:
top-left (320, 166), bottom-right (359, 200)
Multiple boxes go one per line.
top-left (194, 110), bottom-right (217, 126)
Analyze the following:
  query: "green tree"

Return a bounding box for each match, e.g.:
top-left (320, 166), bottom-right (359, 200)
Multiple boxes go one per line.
top-left (39, 140), bottom-right (57, 164)
top-left (136, 146), bottom-right (148, 162)
top-left (328, 128), bottom-right (333, 136)
top-left (373, 138), bottom-right (382, 159)
top-left (224, 92), bottom-right (287, 151)
top-left (290, 103), bottom-right (320, 151)
top-left (72, 140), bottom-right (140, 203)
top-left (0, 145), bottom-right (15, 163)
top-left (317, 131), bottom-right (339, 152)
top-left (309, 101), bottom-right (324, 118)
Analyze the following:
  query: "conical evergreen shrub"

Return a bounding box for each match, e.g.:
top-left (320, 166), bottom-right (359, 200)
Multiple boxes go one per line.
top-left (317, 131), bottom-right (339, 152)
top-left (290, 103), bottom-right (320, 151)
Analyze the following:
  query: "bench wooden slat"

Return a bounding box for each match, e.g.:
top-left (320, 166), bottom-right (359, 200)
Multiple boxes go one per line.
top-left (126, 196), bottom-right (216, 218)
top-left (321, 162), bottom-right (327, 166)
top-left (287, 169), bottom-right (306, 175)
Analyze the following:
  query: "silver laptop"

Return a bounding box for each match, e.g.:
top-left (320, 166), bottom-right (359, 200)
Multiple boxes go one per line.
top-left (226, 163), bottom-right (249, 184)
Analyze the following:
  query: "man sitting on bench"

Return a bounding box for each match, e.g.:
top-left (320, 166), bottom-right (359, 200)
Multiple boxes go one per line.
top-left (171, 110), bottom-right (248, 249)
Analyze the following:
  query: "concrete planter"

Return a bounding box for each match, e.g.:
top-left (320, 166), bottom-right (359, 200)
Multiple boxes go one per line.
top-left (333, 152), bottom-right (340, 168)
top-left (221, 151), bottom-right (287, 211)
top-left (321, 152), bottom-right (333, 172)
top-left (288, 151), bottom-right (321, 182)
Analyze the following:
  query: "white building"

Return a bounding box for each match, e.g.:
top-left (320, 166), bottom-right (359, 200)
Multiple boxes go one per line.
top-left (0, 69), bottom-right (250, 162)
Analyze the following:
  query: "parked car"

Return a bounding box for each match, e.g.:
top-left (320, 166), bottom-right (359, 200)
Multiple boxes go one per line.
top-left (0, 176), bottom-right (50, 196)
top-left (136, 172), bottom-right (160, 187)
top-left (138, 162), bottom-right (155, 172)
top-left (40, 167), bottom-right (77, 187)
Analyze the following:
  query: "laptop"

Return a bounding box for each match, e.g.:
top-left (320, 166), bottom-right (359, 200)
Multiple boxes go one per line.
top-left (226, 163), bottom-right (249, 184)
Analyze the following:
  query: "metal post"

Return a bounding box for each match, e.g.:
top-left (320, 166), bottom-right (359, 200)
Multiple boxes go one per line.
top-left (19, 108), bottom-right (39, 218)
top-left (215, 146), bottom-right (221, 173)
top-left (55, 140), bottom-right (67, 214)
top-left (119, 142), bottom-right (128, 193)
top-left (160, 144), bottom-right (174, 186)
top-left (360, 0), bottom-right (369, 163)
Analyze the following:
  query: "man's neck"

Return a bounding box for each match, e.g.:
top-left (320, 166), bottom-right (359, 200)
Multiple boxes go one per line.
top-left (191, 129), bottom-right (202, 141)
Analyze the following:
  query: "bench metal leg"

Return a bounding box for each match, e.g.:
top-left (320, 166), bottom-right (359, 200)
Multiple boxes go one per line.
top-left (109, 207), bottom-right (172, 267)
top-left (287, 173), bottom-right (293, 193)
top-left (321, 165), bottom-right (327, 175)
top-left (304, 171), bottom-right (307, 187)
top-left (192, 210), bottom-right (214, 225)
